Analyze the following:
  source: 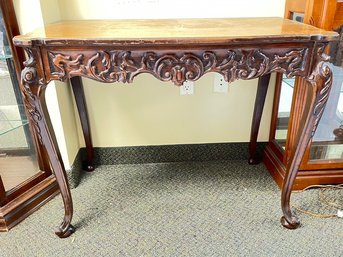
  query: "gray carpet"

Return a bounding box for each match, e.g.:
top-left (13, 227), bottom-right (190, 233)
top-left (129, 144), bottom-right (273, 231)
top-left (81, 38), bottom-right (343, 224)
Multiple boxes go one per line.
top-left (0, 160), bottom-right (342, 256)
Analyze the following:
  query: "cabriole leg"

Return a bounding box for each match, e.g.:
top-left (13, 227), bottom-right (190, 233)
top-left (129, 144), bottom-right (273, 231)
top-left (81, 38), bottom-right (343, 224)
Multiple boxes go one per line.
top-left (281, 46), bottom-right (333, 229)
top-left (21, 48), bottom-right (75, 238)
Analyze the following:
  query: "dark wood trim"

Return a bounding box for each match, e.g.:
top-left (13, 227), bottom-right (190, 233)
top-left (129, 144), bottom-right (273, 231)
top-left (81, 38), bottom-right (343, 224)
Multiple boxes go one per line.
top-left (0, 176), bottom-right (59, 232)
top-left (5, 171), bottom-right (48, 202)
top-left (0, 177), bottom-right (6, 206)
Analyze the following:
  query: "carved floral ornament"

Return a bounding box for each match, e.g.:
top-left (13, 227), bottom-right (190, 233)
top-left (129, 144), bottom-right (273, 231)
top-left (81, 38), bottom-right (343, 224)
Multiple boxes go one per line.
top-left (48, 48), bottom-right (309, 86)
top-left (306, 45), bottom-right (333, 135)
top-left (21, 48), bottom-right (44, 144)
top-left (22, 46), bottom-right (332, 146)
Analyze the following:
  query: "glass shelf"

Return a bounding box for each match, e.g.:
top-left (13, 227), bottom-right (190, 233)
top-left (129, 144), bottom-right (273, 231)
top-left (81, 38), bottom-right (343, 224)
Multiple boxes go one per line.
top-left (0, 119), bottom-right (29, 136)
top-left (0, 105), bottom-right (29, 136)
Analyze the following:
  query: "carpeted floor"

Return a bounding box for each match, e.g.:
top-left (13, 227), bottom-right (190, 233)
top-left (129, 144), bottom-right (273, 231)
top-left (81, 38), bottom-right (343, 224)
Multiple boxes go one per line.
top-left (0, 160), bottom-right (342, 256)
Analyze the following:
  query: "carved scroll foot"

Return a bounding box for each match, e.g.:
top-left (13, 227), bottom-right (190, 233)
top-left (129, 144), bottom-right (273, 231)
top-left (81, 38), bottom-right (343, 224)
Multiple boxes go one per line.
top-left (82, 161), bottom-right (95, 172)
top-left (55, 224), bottom-right (75, 238)
top-left (248, 157), bottom-right (259, 165)
top-left (280, 216), bottom-right (300, 229)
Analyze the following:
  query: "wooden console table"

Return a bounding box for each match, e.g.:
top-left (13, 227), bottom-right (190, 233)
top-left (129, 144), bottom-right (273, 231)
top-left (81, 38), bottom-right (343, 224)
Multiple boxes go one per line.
top-left (13, 17), bottom-right (338, 238)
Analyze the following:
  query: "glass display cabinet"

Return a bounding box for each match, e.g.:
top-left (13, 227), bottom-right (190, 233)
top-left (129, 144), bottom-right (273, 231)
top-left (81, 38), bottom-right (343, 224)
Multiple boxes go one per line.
top-left (0, 0), bottom-right (58, 231)
top-left (264, 0), bottom-right (343, 190)
top-left (0, 37), bottom-right (38, 190)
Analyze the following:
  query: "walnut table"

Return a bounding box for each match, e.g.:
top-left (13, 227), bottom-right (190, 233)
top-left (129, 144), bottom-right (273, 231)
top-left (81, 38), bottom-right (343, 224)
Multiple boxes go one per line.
top-left (13, 17), bottom-right (338, 238)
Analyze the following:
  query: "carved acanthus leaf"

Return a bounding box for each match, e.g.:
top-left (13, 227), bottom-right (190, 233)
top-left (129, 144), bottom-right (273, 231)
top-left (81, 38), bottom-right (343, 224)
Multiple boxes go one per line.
top-left (22, 48), bottom-right (44, 144)
top-left (306, 45), bottom-right (333, 136)
top-left (49, 48), bottom-right (308, 86)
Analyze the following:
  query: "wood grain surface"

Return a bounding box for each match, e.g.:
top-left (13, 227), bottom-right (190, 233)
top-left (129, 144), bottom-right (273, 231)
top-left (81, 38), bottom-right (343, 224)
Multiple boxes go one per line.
top-left (14, 17), bottom-right (338, 46)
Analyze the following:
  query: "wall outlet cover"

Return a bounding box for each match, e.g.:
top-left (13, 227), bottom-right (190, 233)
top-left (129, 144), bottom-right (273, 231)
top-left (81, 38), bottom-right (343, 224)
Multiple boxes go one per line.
top-left (180, 80), bottom-right (194, 95)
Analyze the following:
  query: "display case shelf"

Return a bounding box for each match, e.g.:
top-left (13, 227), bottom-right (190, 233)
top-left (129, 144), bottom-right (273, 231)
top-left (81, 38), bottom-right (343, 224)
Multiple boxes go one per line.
top-left (0, 105), bottom-right (29, 136)
top-left (0, 120), bottom-right (29, 136)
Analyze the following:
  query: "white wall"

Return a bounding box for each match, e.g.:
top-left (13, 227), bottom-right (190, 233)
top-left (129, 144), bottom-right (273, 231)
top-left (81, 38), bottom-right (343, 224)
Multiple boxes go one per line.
top-left (13, 0), bottom-right (43, 34)
top-left (14, 0), bottom-right (79, 169)
top-left (59, 0), bottom-right (285, 20)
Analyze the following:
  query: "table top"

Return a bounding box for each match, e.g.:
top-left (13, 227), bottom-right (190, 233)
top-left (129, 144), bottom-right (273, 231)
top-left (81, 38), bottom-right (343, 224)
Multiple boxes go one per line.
top-left (14, 17), bottom-right (338, 47)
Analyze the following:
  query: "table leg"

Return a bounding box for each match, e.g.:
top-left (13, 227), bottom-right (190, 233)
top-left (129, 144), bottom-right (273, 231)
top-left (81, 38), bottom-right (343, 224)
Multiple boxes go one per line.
top-left (248, 73), bottom-right (271, 164)
top-left (39, 94), bottom-right (75, 238)
top-left (70, 76), bottom-right (95, 172)
top-left (21, 49), bottom-right (75, 238)
top-left (280, 49), bottom-right (333, 229)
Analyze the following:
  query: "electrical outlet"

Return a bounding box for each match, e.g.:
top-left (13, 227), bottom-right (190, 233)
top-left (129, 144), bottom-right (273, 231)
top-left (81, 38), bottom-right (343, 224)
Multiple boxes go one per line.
top-left (213, 74), bottom-right (228, 93)
top-left (180, 80), bottom-right (194, 95)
